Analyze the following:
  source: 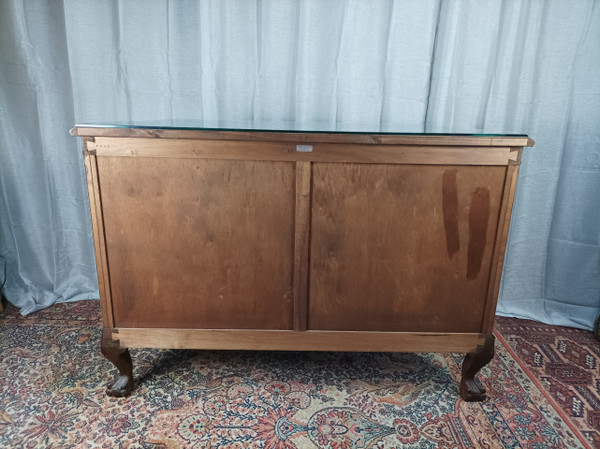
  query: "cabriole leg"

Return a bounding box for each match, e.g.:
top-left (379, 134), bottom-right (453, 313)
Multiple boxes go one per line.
top-left (100, 329), bottom-right (134, 397)
top-left (460, 334), bottom-right (495, 402)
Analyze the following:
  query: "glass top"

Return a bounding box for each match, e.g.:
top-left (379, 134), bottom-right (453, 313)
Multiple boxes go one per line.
top-left (75, 120), bottom-right (528, 137)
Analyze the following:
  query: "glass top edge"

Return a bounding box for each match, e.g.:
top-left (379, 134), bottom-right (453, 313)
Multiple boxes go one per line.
top-left (74, 122), bottom-right (528, 138)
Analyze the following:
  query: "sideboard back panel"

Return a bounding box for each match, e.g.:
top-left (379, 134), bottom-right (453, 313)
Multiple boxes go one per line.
top-left (308, 163), bottom-right (507, 333)
top-left (97, 157), bottom-right (296, 329)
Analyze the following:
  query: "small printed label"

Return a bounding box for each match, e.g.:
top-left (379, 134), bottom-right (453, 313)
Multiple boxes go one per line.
top-left (296, 145), bottom-right (313, 152)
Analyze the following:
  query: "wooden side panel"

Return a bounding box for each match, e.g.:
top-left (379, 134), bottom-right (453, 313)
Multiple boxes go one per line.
top-left (84, 146), bottom-right (114, 328)
top-left (482, 163), bottom-right (521, 332)
top-left (97, 157), bottom-right (295, 329)
top-left (309, 164), bottom-right (507, 333)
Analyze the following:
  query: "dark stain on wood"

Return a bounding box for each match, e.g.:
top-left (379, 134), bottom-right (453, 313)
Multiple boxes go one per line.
top-left (467, 187), bottom-right (490, 279)
top-left (442, 169), bottom-right (460, 259)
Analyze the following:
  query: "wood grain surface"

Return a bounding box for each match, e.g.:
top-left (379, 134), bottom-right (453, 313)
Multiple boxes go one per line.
top-left (293, 162), bottom-right (311, 331)
top-left (481, 163), bottom-right (521, 333)
top-left (84, 147), bottom-right (114, 328)
top-left (112, 328), bottom-right (485, 353)
top-left (97, 157), bottom-right (296, 329)
top-left (88, 137), bottom-right (520, 165)
top-left (308, 164), bottom-right (507, 333)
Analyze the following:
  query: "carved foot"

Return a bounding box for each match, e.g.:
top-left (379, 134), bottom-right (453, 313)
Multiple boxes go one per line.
top-left (460, 334), bottom-right (495, 402)
top-left (101, 330), bottom-right (134, 397)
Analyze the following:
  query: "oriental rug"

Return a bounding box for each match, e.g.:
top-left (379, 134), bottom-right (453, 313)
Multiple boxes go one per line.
top-left (0, 301), bottom-right (595, 448)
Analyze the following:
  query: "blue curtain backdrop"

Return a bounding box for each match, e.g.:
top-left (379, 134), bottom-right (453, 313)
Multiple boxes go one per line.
top-left (0, 0), bottom-right (599, 329)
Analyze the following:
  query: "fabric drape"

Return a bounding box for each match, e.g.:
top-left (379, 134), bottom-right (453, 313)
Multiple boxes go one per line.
top-left (1, 0), bottom-right (598, 328)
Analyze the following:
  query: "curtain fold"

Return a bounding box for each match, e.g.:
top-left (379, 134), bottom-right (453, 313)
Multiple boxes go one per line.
top-left (0, 0), bottom-right (598, 328)
top-left (0, 0), bottom-right (99, 314)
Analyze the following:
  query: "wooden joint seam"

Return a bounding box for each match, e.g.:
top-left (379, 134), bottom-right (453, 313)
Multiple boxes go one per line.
top-left (84, 141), bottom-right (97, 156)
top-left (508, 147), bottom-right (522, 165)
top-left (102, 328), bottom-right (120, 343)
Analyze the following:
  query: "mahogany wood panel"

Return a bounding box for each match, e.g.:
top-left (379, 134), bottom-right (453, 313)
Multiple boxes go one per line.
top-left (112, 328), bottom-right (485, 353)
top-left (88, 137), bottom-right (519, 165)
top-left (96, 157), bottom-right (296, 329)
top-left (309, 164), bottom-right (506, 333)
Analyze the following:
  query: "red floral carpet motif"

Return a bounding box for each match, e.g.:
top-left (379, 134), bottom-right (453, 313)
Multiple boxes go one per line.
top-left (496, 316), bottom-right (600, 447)
top-left (0, 301), bottom-right (594, 448)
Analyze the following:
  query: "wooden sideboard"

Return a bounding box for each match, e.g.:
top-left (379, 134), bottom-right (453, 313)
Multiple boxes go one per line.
top-left (71, 124), bottom-right (533, 401)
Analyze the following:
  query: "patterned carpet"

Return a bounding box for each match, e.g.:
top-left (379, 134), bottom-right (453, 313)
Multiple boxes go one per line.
top-left (0, 301), bottom-right (596, 448)
top-left (495, 317), bottom-right (600, 448)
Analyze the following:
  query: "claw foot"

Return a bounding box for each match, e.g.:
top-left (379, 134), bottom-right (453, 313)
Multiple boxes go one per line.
top-left (460, 334), bottom-right (494, 402)
top-left (101, 329), bottom-right (134, 397)
top-left (106, 374), bottom-right (134, 397)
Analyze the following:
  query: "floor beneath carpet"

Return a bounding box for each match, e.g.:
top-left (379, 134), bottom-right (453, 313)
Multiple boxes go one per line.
top-left (0, 301), bottom-right (597, 448)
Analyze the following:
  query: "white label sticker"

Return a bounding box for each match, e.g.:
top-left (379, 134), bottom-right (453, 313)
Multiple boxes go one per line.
top-left (296, 145), bottom-right (313, 152)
